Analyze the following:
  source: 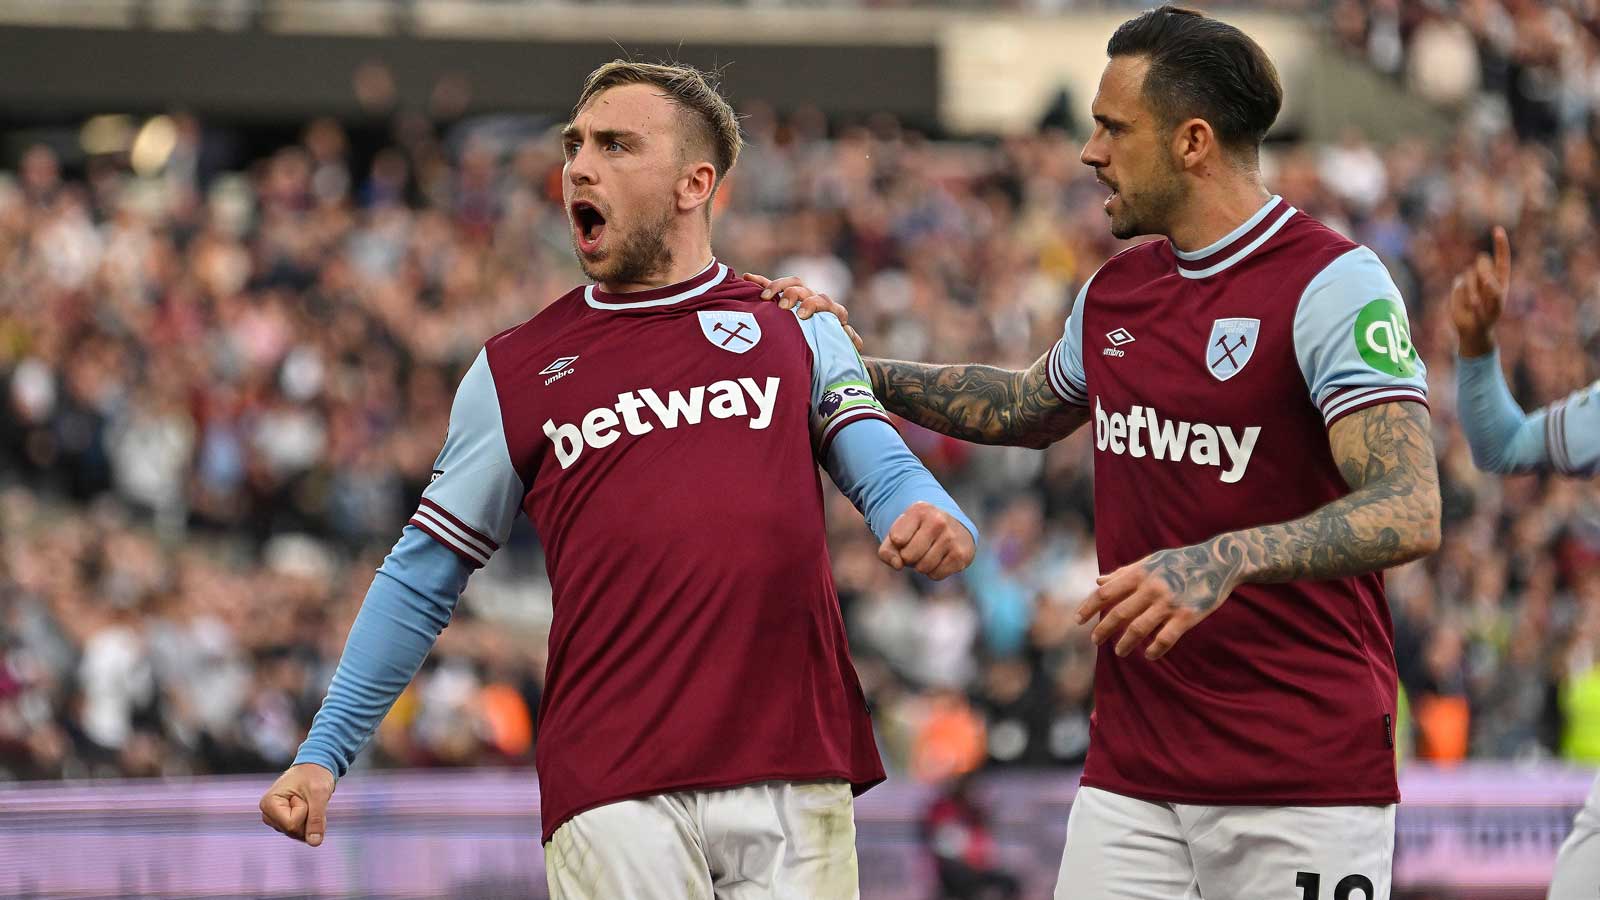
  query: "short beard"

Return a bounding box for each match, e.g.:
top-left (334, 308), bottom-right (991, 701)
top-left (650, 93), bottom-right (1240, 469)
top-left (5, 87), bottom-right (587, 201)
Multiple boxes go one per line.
top-left (577, 203), bottom-right (674, 286)
top-left (1109, 162), bottom-right (1188, 241)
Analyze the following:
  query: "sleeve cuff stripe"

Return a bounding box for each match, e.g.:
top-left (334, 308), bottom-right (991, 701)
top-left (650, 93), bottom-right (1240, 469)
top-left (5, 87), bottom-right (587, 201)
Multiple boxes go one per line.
top-left (1546, 405), bottom-right (1561, 472)
top-left (418, 498), bottom-right (498, 550)
top-left (1045, 344), bottom-right (1088, 406)
top-left (1559, 406), bottom-right (1574, 473)
top-left (1319, 384), bottom-right (1421, 412)
top-left (412, 509), bottom-right (492, 566)
top-left (818, 411), bottom-right (894, 457)
top-left (410, 519), bottom-right (489, 569)
top-left (415, 505), bottom-right (494, 558)
top-left (1550, 403), bottom-right (1573, 474)
top-left (1323, 390), bottom-right (1429, 427)
top-left (411, 517), bottom-right (489, 568)
top-left (1047, 342), bottom-right (1068, 391)
top-left (1049, 344), bottom-right (1088, 397)
top-left (820, 405), bottom-right (889, 442)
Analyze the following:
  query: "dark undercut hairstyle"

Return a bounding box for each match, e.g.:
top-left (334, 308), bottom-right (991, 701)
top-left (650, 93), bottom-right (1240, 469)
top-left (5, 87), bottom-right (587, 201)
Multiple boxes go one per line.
top-left (1106, 5), bottom-right (1282, 163)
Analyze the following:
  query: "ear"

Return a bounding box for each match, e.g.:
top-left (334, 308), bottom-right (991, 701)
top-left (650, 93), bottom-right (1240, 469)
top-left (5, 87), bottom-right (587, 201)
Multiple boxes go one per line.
top-left (677, 161), bottom-right (718, 214)
top-left (1171, 118), bottom-right (1216, 172)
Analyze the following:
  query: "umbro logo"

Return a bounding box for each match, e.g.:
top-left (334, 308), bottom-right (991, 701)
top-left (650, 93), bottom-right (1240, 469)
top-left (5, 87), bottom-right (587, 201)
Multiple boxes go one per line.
top-left (1103, 328), bottom-right (1135, 358)
top-left (540, 355), bottom-right (579, 375)
top-left (541, 355), bottom-right (579, 385)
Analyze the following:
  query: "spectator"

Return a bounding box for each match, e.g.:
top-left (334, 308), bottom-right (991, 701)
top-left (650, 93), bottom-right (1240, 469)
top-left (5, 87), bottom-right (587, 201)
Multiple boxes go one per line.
top-left (921, 773), bottom-right (1022, 900)
top-left (1, 27), bottom-right (1599, 784)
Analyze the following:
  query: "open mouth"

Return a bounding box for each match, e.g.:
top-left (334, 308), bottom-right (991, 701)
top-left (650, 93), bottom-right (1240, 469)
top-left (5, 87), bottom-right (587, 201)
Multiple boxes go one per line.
top-left (572, 201), bottom-right (607, 254)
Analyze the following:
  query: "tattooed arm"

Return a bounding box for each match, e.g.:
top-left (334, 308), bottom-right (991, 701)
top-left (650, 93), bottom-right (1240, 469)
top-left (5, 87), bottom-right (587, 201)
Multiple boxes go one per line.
top-left (865, 353), bottom-right (1091, 449)
top-left (1078, 401), bottom-right (1441, 660)
top-left (734, 272), bottom-right (1088, 448)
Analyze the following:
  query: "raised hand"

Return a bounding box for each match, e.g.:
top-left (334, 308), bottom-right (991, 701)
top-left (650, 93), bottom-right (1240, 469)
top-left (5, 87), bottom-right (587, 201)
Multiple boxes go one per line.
top-left (1450, 225), bottom-right (1511, 358)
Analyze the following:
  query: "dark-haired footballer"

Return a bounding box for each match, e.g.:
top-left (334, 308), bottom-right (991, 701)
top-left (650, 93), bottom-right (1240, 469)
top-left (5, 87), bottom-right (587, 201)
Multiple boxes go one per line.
top-left (753, 7), bottom-right (1441, 898)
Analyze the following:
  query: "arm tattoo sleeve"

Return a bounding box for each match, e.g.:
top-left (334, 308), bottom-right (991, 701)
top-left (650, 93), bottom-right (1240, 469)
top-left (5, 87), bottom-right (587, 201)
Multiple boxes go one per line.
top-left (864, 352), bottom-right (1090, 449)
top-left (1143, 401), bottom-right (1441, 610)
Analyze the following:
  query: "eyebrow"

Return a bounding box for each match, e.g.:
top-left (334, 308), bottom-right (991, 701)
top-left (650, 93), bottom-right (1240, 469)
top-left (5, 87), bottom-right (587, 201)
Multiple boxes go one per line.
top-left (1093, 114), bottom-right (1131, 130)
top-left (560, 127), bottom-right (645, 146)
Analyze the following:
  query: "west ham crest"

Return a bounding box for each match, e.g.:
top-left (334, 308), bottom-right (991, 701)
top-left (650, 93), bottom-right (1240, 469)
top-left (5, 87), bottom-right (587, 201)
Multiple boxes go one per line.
top-left (698, 310), bottom-right (762, 354)
top-left (1205, 317), bottom-right (1260, 382)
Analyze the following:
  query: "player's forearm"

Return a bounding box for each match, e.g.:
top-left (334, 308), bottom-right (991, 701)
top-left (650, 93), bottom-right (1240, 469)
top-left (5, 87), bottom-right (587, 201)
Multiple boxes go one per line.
top-left (1184, 476), bottom-right (1440, 593)
top-left (824, 418), bottom-right (979, 546)
top-left (864, 357), bottom-right (1086, 449)
top-left (295, 527), bottom-right (469, 778)
top-left (1142, 402), bottom-right (1440, 603)
top-left (1457, 350), bottom-right (1550, 474)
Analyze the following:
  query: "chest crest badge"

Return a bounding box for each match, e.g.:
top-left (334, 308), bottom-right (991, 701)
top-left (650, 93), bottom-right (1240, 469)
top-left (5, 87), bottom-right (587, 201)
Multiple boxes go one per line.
top-left (1205, 317), bottom-right (1260, 382)
top-left (698, 310), bottom-right (762, 354)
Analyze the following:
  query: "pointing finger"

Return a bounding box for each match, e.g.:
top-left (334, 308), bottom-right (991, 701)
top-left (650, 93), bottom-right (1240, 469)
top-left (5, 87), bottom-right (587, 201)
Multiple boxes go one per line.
top-left (1462, 265), bottom-right (1482, 313)
top-left (1475, 254), bottom-right (1501, 301)
top-left (1492, 225), bottom-right (1511, 289)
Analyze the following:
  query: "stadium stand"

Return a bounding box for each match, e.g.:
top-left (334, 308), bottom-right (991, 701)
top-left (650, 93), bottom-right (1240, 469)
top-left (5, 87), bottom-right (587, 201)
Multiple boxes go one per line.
top-left (2, 1), bottom-right (1600, 897)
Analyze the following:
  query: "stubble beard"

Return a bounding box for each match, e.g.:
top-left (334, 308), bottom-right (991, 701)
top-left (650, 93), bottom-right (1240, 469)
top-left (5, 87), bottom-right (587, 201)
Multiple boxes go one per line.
top-left (1109, 162), bottom-right (1188, 241)
top-left (577, 201), bottom-right (675, 287)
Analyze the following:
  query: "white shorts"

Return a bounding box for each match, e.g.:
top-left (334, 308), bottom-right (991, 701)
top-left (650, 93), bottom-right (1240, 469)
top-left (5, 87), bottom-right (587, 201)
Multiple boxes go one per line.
top-left (544, 779), bottom-right (859, 900)
top-left (1056, 786), bottom-right (1395, 900)
top-left (1549, 773), bottom-right (1600, 900)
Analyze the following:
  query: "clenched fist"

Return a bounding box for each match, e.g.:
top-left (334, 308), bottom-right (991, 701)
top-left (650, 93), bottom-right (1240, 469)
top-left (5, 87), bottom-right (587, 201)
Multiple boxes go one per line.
top-left (879, 501), bottom-right (975, 580)
top-left (260, 762), bottom-right (336, 847)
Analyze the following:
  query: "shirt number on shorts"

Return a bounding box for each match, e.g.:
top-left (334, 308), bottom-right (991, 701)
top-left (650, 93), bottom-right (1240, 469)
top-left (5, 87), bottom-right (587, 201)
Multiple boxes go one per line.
top-left (1296, 871), bottom-right (1375, 900)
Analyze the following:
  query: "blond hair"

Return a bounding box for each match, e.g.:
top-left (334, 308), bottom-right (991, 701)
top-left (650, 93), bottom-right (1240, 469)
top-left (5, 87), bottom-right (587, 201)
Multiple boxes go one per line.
top-left (573, 60), bottom-right (742, 185)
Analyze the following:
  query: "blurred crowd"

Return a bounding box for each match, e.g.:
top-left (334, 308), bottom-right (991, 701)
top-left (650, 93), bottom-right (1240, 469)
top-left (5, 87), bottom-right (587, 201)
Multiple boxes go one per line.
top-left (1334, 0), bottom-right (1600, 141)
top-left (3, 35), bottom-right (1600, 790)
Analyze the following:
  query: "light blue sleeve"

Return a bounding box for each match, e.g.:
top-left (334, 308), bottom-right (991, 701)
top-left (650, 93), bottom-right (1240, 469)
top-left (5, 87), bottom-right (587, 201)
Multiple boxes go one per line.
top-left (1547, 381), bottom-right (1600, 476)
top-left (801, 311), bottom-right (895, 453)
top-left (1293, 247), bottom-right (1429, 427)
top-left (797, 311), bottom-right (978, 546)
top-left (1458, 351), bottom-right (1600, 476)
top-left (293, 526), bottom-right (472, 780)
top-left (1045, 276), bottom-right (1091, 406)
top-left (825, 419), bottom-right (979, 546)
top-left (410, 348), bottom-right (524, 569)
